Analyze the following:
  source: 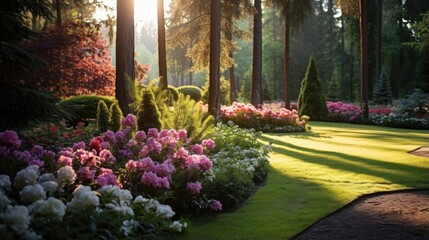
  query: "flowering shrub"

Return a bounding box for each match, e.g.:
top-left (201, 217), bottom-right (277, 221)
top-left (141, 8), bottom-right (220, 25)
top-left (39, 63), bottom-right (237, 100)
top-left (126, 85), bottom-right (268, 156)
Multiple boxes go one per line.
top-left (202, 122), bottom-right (271, 210)
top-left (220, 102), bottom-right (308, 133)
top-left (325, 101), bottom-right (363, 123)
top-left (0, 116), bottom-right (226, 238)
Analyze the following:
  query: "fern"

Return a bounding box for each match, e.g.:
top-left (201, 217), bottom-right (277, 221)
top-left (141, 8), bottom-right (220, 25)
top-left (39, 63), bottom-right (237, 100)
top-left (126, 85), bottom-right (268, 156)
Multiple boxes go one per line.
top-left (161, 93), bottom-right (214, 142)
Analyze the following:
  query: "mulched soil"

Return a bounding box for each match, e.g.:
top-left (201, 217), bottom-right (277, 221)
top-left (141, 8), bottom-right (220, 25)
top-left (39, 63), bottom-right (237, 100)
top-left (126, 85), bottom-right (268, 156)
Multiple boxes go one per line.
top-left (292, 190), bottom-right (429, 240)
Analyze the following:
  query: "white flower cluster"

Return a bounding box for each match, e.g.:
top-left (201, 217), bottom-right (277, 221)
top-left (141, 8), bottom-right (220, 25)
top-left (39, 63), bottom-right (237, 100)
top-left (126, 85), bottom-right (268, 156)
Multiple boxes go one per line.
top-left (133, 195), bottom-right (175, 218)
top-left (29, 197), bottom-right (66, 222)
top-left (211, 146), bottom-right (269, 173)
top-left (56, 166), bottom-right (76, 188)
top-left (67, 185), bottom-right (99, 212)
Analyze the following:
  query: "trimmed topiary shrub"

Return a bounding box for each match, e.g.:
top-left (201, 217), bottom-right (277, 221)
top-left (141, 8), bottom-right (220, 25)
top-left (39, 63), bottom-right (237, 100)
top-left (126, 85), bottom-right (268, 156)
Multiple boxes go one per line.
top-left (298, 57), bottom-right (328, 120)
top-left (59, 95), bottom-right (116, 125)
top-left (177, 85), bottom-right (203, 102)
top-left (137, 89), bottom-right (163, 132)
top-left (109, 102), bottom-right (123, 131)
top-left (96, 100), bottom-right (109, 132)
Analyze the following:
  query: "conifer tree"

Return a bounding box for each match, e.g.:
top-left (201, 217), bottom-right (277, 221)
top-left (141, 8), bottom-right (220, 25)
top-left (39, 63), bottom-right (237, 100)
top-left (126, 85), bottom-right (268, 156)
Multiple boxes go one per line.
top-left (298, 57), bottom-right (329, 120)
top-left (97, 100), bottom-right (109, 132)
top-left (137, 89), bottom-right (163, 132)
top-left (373, 70), bottom-right (392, 105)
top-left (109, 102), bottom-right (123, 131)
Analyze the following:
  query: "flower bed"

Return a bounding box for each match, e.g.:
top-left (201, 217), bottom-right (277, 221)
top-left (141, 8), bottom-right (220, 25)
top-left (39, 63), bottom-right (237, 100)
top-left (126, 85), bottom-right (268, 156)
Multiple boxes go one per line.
top-left (220, 102), bottom-right (308, 132)
top-left (0, 114), bottom-right (272, 238)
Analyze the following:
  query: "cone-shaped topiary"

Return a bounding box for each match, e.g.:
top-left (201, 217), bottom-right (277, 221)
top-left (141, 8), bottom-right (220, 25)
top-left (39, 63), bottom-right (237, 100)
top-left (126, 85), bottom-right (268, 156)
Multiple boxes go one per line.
top-left (373, 70), bottom-right (392, 105)
top-left (97, 100), bottom-right (110, 132)
top-left (298, 56), bottom-right (328, 120)
top-left (137, 89), bottom-right (163, 132)
top-left (109, 102), bottom-right (123, 131)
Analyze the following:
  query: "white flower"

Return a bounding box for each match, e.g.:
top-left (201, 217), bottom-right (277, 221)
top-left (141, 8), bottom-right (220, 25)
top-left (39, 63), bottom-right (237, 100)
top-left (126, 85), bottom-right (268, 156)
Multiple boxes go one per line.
top-left (67, 185), bottom-right (99, 212)
top-left (29, 197), bottom-right (66, 221)
top-left (99, 185), bottom-right (133, 203)
top-left (246, 165), bottom-right (255, 172)
top-left (56, 166), bottom-right (76, 187)
top-left (0, 191), bottom-right (11, 210)
top-left (14, 166), bottom-right (39, 189)
top-left (40, 181), bottom-right (58, 194)
top-left (20, 184), bottom-right (46, 204)
top-left (104, 202), bottom-right (134, 216)
top-left (169, 220), bottom-right (187, 232)
top-left (0, 205), bottom-right (31, 235)
top-left (133, 195), bottom-right (159, 211)
top-left (38, 173), bottom-right (55, 183)
top-left (0, 175), bottom-right (11, 192)
top-left (156, 204), bottom-right (175, 218)
top-left (121, 219), bottom-right (136, 236)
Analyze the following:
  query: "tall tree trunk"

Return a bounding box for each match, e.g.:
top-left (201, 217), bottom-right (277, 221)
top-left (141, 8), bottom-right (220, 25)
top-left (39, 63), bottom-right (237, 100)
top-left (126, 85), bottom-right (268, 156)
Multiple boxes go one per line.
top-left (360, 0), bottom-right (369, 120)
top-left (350, 41), bottom-right (354, 102)
top-left (226, 20), bottom-right (236, 103)
top-left (375, 0), bottom-right (382, 83)
top-left (55, 0), bottom-right (61, 25)
top-left (341, 15), bottom-right (346, 100)
top-left (252, 0), bottom-right (262, 106)
top-left (116, 0), bottom-right (135, 114)
top-left (209, 0), bottom-right (221, 120)
top-left (283, 15), bottom-right (290, 109)
top-left (157, 0), bottom-right (168, 89)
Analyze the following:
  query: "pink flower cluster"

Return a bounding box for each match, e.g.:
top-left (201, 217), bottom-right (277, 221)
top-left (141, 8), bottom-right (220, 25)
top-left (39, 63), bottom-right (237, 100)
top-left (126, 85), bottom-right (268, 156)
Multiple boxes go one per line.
top-left (369, 105), bottom-right (393, 116)
top-left (327, 101), bottom-right (363, 122)
top-left (220, 102), bottom-right (307, 131)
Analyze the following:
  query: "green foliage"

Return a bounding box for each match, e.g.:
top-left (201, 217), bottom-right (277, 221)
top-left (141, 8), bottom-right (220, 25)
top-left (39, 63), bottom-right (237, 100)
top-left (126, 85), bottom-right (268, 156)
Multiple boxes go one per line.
top-left (161, 94), bottom-right (214, 143)
top-left (202, 76), bottom-right (231, 106)
top-left (96, 101), bottom-right (109, 132)
top-left (59, 95), bottom-right (116, 125)
top-left (393, 88), bottom-right (429, 118)
top-left (373, 70), bottom-right (393, 105)
top-left (0, 84), bottom-right (74, 131)
top-left (298, 57), bottom-right (329, 120)
top-left (327, 79), bottom-right (340, 101)
top-left (407, 11), bottom-right (429, 51)
top-left (177, 85), bottom-right (203, 102)
top-left (137, 89), bottom-right (163, 132)
top-left (202, 163), bottom-right (254, 210)
top-left (238, 68), bottom-right (252, 102)
top-left (108, 102), bottom-right (123, 131)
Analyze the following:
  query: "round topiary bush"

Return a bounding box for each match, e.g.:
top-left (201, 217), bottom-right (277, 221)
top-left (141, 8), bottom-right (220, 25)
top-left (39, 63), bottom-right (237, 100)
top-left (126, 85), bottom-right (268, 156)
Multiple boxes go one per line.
top-left (59, 95), bottom-right (117, 125)
top-left (177, 85), bottom-right (203, 102)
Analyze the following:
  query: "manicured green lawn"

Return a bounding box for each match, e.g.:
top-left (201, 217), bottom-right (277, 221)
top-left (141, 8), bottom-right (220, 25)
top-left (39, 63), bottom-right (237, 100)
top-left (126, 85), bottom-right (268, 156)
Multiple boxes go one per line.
top-left (171, 121), bottom-right (429, 240)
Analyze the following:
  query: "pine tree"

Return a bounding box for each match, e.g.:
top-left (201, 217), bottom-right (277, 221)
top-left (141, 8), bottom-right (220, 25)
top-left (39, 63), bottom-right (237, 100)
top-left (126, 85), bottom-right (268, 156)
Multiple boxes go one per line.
top-left (298, 57), bottom-right (329, 120)
top-left (373, 70), bottom-right (392, 105)
top-left (137, 89), bottom-right (163, 132)
top-left (109, 102), bottom-right (123, 131)
top-left (97, 100), bottom-right (109, 132)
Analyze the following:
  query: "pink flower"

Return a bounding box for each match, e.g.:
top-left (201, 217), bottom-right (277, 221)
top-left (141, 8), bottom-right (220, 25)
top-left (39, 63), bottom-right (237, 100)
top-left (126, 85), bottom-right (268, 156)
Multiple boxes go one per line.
top-left (202, 139), bottom-right (215, 150)
top-left (136, 157), bottom-right (156, 172)
top-left (209, 199), bottom-right (222, 211)
top-left (121, 114), bottom-right (137, 129)
top-left (139, 147), bottom-right (150, 158)
top-left (99, 149), bottom-right (116, 163)
top-left (199, 155), bottom-right (212, 171)
top-left (147, 128), bottom-right (159, 138)
top-left (135, 131), bottom-right (147, 141)
top-left (125, 160), bottom-right (137, 171)
top-left (187, 181), bottom-right (202, 194)
top-left (191, 144), bottom-right (204, 155)
top-left (178, 130), bottom-right (187, 139)
top-left (57, 155), bottom-right (73, 166)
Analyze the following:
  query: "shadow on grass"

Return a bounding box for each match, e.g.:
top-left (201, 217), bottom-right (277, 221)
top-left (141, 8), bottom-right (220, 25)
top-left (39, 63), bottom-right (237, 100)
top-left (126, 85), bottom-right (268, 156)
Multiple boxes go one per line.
top-left (259, 135), bottom-right (429, 188)
top-left (169, 164), bottom-right (344, 240)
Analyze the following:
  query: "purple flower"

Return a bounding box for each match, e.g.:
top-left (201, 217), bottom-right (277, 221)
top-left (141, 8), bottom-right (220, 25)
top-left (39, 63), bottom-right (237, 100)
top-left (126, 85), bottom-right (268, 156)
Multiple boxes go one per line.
top-left (147, 128), bottom-right (159, 138)
top-left (0, 130), bottom-right (21, 149)
top-left (135, 131), bottom-right (147, 141)
top-left (31, 145), bottom-right (44, 156)
top-left (141, 172), bottom-right (170, 189)
top-left (155, 162), bottom-right (176, 177)
top-left (186, 181), bottom-right (202, 194)
top-left (209, 199), bottom-right (222, 211)
top-left (28, 158), bottom-right (44, 167)
top-left (136, 157), bottom-right (155, 172)
top-left (121, 114), bottom-right (137, 129)
top-left (72, 141), bottom-right (86, 151)
top-left (103, 130), bottom-right (116, 144)
top-left (78, 167), bottom-right (94, 182)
